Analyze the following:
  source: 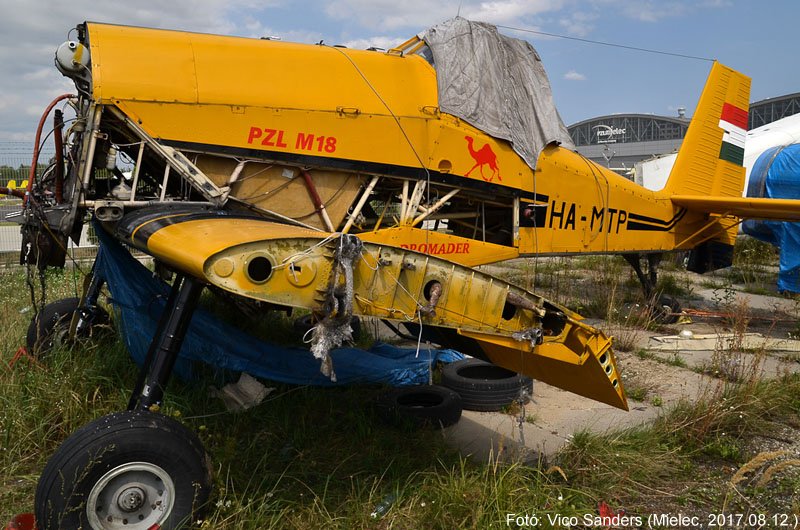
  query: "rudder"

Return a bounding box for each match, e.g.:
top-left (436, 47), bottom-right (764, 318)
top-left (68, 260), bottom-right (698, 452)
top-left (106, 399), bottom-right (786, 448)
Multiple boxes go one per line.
top-left (663, 62), bottom-right (750, 198)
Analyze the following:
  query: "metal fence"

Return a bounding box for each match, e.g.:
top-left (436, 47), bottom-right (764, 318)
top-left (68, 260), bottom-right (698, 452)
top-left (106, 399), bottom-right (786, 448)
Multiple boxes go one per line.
top-left (0, 142), bottom-right (97, 265)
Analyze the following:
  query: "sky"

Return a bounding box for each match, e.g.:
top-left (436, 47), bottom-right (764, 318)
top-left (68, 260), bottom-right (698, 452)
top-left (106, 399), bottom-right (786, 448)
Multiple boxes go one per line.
top-left (1, 0), bottom-right (798, 141)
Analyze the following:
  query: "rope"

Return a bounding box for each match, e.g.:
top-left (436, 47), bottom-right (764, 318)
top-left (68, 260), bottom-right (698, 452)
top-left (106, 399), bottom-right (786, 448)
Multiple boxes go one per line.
top-left (496, 24), bottom-right (714, 62)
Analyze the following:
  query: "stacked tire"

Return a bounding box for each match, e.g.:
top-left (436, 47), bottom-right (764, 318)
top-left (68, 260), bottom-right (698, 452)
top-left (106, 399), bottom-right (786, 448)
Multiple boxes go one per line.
top-left (376, 385), bottom-right (462, 429)
top-left (442, 358), bottom-right (533, 412)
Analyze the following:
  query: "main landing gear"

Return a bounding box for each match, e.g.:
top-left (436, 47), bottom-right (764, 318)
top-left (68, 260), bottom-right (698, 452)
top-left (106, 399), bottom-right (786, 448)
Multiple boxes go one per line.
top-left (622, 252), bottom-right (681, 324)
top-left (34, 274), bottom-right (213, 530)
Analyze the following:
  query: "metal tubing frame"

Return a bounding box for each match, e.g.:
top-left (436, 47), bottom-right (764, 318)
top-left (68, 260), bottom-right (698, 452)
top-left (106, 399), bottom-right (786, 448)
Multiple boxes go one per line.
top-left (300, 169), bottom-right (335, 231)
top-left (404, 180), bottom-right (427, 224)
top-left (129, 274), bottom-right (204, 410)
top-left (343, 175), bottom-right (379, 233)
top-left (411, 188), bottom-right (459, 227)
top-left (128, 141), bottom-right (145, 203)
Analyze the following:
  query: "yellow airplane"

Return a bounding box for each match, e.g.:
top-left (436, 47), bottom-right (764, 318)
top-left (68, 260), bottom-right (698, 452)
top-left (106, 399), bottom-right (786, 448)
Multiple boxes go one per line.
top-left (16, 18), bottom-right (800, 529)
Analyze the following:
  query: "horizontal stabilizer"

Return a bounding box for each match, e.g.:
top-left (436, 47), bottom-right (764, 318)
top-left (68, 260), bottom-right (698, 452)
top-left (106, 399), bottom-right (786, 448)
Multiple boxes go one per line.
top-left (671, 195), bottom-right (800, 221)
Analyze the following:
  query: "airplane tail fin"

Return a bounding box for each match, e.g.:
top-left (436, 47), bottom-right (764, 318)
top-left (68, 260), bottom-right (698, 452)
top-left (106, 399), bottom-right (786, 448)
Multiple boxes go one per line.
top-left (663, 62), bottom-right (751, 198)
top-left (662, 62), bottom-right (751, 273)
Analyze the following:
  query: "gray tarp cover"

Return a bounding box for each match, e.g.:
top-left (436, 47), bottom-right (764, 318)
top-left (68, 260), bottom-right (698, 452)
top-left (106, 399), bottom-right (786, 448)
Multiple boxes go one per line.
top-left (421, 17), bottom-right (574, 169)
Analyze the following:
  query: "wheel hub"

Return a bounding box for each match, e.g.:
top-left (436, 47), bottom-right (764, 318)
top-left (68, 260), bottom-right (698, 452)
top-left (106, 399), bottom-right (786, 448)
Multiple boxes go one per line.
top-left (116, 486), bottom-right (146, 512)
top-left (86, 462), bottom-right (175, 529)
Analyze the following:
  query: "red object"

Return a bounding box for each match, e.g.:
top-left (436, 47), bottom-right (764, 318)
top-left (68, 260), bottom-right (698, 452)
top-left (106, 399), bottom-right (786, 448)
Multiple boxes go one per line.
top-left (0, 187), bottom-right (26, 199)
top-left (7, 347), bottom-right (40, 370)
top-left (720, 102), bottom-right (749, 129)
top-left (299, 169), bottom-right (333, 230)
top-left (464, 136), bottom-right (501, 182)
top-left (597, 501), bottom-right (627, 529)
top-left (5, 513), bottom-right (36, 530)
top-left (25, 93), bottom-right (74, 205)
top-left (598, 501), bottom-right (614, 519)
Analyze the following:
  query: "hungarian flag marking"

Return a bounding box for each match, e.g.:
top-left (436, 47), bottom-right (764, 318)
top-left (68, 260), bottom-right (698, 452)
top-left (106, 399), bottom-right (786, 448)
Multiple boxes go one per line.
top-left (718, 102), bottom-right (747, 165)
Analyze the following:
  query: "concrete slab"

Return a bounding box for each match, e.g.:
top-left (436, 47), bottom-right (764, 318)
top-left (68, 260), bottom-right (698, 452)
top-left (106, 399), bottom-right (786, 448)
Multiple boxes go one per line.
top-left (443, 352), bottom-right (710, 459)
top-left (693, 287), bottom-right (799, 314)
top-left (646, 332), bottom-right (800, 377)
top-left (649, 332), bottom-right (800, 352)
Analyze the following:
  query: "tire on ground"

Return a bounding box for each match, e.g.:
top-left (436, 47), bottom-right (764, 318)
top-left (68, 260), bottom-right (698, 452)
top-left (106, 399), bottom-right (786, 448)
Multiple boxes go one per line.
top-left (375, 384), bottom-right (462, 429)
top-left (26, 297), bottom-right (110, 355)
top-left (35, 410), bottom-right (212, 530)
top-left (652, 294), bottom-right (681, 324)
top-left (441, 358), bottom-right (533, 412)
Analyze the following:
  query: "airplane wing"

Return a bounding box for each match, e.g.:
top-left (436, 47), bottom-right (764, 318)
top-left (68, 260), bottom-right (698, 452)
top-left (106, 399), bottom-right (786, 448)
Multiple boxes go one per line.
top-left (114, 207), bottom-right (628, 410)
top-left (671, 195), bottom-right (800, 221)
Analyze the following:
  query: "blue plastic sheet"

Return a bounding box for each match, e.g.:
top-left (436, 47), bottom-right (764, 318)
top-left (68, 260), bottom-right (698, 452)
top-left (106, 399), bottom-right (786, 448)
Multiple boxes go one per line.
top-left (93, 225), bottom-right (463, 386)
top-left (743, 144), bottom-right (800, 292)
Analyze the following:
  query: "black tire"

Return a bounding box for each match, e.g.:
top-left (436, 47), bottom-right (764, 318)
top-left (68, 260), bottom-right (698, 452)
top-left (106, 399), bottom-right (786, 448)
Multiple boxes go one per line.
top-left (376, 384), bottom-right (462, 429)
top-left (441, 358), bottom-right (533, 412)
top-left (652, 294), bottom-right (681, 324)
top-left (35, 410), bottom-right (212, 530)
top-left (26, 297), bottom-right (110, 355)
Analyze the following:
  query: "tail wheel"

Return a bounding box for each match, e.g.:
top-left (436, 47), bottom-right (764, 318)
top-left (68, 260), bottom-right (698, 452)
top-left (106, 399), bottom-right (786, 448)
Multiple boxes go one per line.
top-left (35, 410), bottom-right (212, 530)
top-left (652, 294), bottom-right (681, 324)
top-left (26, 297), bottom-right (110, 356)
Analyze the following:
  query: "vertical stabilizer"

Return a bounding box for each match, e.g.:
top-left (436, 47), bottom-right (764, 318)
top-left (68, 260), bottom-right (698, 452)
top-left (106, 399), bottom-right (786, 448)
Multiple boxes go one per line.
top-left (663, 62), bottom-right (750, 198)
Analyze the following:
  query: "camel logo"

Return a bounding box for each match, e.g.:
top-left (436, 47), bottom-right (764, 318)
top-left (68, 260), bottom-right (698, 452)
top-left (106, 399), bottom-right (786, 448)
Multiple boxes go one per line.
top-left (464, 136), bottom-right (501, 182)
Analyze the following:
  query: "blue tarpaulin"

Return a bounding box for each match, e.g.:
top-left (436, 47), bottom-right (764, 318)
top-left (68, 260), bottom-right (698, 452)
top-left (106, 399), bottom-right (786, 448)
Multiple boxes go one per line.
top-left (743, 143), bottom-right (800, 293)
top-left (93, 225), bottom-right (463, 386)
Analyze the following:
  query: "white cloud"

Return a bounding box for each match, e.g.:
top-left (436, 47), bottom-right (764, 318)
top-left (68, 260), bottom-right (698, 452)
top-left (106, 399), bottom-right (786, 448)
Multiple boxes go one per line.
top-left (557, 11), bottom-right (598, 37)
top-left (697, 0), bottom-right (731, 7)
top-left (323, 0), bottom-right (564, 31)
top-left (324, 0), bottom-right (459, 31)
top-left (22, 68), bottom-right (53, 82)
top-left (564, 70), bottom-right (586, 81)
top-left (587, 0), bottom-right (725, 23)
top-left (462, 0), bottom-right (563, 25)
top-left (615, 1), bottom-right (690, 22)
top-left (0, 0), bottom-right (279, 140)
top-left (340, 36), bottom-right (404, 50)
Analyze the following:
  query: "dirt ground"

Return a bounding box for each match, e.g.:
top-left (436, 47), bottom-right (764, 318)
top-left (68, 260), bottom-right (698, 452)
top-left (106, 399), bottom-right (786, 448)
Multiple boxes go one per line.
top-left (442, 267), bottom-right (800, 461)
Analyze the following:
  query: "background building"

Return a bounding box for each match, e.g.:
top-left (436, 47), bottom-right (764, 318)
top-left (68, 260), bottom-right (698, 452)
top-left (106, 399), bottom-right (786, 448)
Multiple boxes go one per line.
top-left (567, 92), bottom-right (800, 175)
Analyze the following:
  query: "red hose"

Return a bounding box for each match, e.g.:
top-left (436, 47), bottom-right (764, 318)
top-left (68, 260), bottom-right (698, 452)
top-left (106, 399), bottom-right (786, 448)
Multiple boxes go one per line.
top-left (0, 186), bottom-right (25, 199)
top-left (25, 94), bottom-right (74, 204)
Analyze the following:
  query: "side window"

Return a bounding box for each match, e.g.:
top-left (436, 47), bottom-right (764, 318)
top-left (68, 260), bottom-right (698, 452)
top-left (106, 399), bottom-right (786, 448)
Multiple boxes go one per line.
top-left (413, 44), bottom-right (434, 67)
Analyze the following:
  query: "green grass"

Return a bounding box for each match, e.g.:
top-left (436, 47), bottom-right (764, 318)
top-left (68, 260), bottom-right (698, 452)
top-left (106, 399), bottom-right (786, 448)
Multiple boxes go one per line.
top-left (560, 374), bottom-right (800, 515)
top-left (0, 267), bottom-right (576, 528)
top-left (664, 352), bottom-right (688, 368)
top-left (2, 266), bottom-right (800, 527)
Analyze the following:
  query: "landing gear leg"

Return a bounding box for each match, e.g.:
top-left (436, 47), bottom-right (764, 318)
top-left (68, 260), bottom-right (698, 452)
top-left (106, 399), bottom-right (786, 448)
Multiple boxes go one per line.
top-left (73, 258), bottom-right (107, 337)
top-left (622, 252), bottom-right (661, 299)
top-left (622, 253), bottom-right (680, 323)
top-left (129, 273), bottom-right (204, 410)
